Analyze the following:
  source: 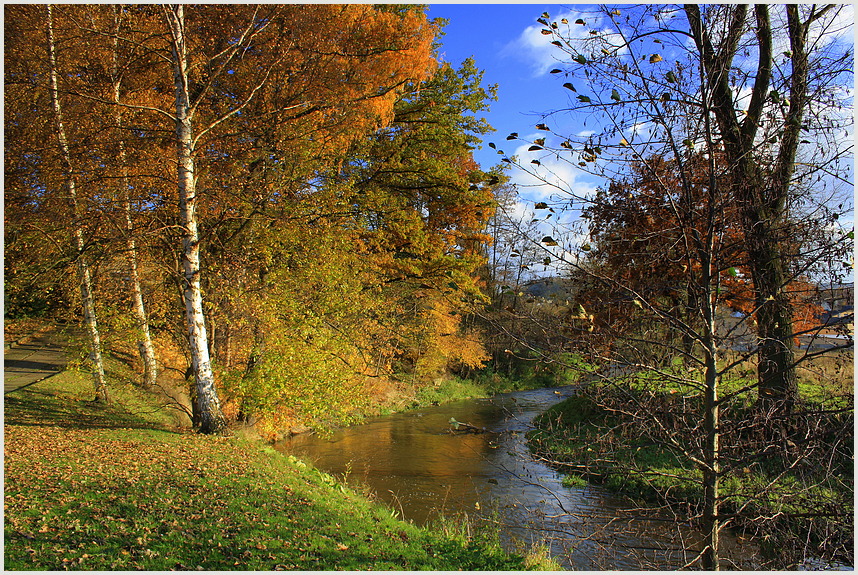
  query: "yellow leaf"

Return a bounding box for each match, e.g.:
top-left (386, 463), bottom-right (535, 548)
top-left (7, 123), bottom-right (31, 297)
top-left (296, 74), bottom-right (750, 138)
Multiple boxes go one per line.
top-left (619, 138), bottom-right (629, 146)
top-left (649, 54), bottom-right (663, 63)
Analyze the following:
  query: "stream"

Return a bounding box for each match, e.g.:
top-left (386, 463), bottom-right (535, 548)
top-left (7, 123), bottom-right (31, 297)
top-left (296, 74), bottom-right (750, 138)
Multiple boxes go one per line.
top-left (277, 385), bottom-right (760, 569)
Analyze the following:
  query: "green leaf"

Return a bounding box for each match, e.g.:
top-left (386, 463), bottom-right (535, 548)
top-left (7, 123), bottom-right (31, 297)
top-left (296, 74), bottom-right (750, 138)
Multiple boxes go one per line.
top-left (488, 142), bottom-right (496, 149)
top-left (610, 88), bottom-right (621, 102)
top-left (563, 82), bottom-right (577, 92)
top-left (665, 70), bottom-right (677, 83)
top-left (541, 236), bottom-right (558, 246)
top-left (727, 267), bottom-right (738, 277)
top-left (577, 95), bottom-right (591, 103)
top-left (581, 243), bottom-right (591, 251)
top-left (574, 54), bottom-right (587, 65)
top-left (542, 257), bottom-right (551, 266)
top-left (549, 68), bottom-right (563, 74)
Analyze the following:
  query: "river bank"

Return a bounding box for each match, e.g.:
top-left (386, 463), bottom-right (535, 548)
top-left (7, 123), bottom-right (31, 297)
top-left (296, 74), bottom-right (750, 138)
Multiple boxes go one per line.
top-left (4, 368), bottom-right (548, 570)
top-left (278, 384), bottom-right (763, 569)
top-left (526, 368), bottom-right (854, 569)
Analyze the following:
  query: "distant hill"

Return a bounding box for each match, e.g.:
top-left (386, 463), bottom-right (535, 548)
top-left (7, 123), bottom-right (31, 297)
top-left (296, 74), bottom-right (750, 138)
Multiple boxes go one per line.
top-left (522, 277), bottom-right (577, 300)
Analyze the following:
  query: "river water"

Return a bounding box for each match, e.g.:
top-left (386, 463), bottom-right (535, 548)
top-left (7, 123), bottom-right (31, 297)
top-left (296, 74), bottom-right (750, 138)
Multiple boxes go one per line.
top-left (277, 385), bottom-right (760, 569)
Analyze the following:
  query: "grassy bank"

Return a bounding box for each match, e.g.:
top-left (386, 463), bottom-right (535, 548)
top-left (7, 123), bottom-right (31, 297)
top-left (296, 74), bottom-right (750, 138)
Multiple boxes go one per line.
top-left (4, 370), bottom-right (540, 570)
top-left (385, 352), bottom-right (594, 414)
top-left (527, 356), bottom-right (854, 568)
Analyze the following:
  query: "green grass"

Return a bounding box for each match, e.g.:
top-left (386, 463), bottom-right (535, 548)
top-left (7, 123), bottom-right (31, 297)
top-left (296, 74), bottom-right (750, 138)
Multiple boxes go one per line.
top-left (413, 376), bottom-right (489, 405)
top-left (4, 370), bottom-right (533, 571)
top-left (529, 394), bottom-right (699, 501)
top-left (528, 367), bottom-right (854, 567)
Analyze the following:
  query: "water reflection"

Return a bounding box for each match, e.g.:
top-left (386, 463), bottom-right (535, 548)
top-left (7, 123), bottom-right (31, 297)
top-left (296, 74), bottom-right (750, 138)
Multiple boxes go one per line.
top-left (278, 386), bottom-right (759, 569)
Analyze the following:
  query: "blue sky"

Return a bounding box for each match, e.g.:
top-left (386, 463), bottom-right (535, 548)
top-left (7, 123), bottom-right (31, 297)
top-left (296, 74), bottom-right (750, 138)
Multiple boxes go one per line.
top-left (427, 3), bottom-right (607, 262)
top-left (426, 4), bottom-right (854, 282)
top-left (427, 4), bottom-right (599, 191)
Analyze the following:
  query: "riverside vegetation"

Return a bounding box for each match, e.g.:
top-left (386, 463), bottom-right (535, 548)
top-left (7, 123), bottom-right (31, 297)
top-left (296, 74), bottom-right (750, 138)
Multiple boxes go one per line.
top-left (528, 352), bottom-right (854, 568)
top-left (4, 359), bottom-right (558, 571)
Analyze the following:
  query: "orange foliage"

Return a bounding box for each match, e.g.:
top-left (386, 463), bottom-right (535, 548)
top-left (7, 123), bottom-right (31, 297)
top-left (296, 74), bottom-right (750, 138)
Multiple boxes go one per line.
top-left (583, 153), bottom-right (824, 341)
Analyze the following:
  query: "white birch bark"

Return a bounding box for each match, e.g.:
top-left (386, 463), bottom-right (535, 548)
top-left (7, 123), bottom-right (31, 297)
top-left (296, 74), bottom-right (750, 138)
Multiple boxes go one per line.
top-left (164, 5), bottom-right (226, 434)
top-left (112, 6), bottom-right (158, 389)
top-left (46, 5), bottom-right (108, 402)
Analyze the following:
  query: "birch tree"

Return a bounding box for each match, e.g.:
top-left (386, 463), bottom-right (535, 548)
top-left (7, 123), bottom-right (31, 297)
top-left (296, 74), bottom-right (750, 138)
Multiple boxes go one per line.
top-left (45, 4), bottom-right (108, 403)
top-left (110, 5), bottom-right (158, 389)
top-left (160, 5), bottom-right (228, 433)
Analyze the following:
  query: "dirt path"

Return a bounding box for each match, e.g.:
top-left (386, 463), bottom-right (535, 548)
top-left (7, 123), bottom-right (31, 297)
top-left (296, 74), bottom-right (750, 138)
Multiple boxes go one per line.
top-left (4, 336), bottom-right (67, 394)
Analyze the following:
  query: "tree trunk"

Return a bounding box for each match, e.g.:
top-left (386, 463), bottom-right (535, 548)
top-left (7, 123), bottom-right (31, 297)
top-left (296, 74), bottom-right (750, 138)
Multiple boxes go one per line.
top-left (126, 200), bottom-right (159, 389)
top-left (702, 349), bottom-right (720, 570)
top-left (743, 205), bottom-right (798, 413)
top-left (166, 5), bottom-right (226, 434)
top-left (46, 4), bottom-right (108, 403)
top-left (113, 6), bottom-right (158, 389)
top-left (685, 4), bottom-right (800, 409)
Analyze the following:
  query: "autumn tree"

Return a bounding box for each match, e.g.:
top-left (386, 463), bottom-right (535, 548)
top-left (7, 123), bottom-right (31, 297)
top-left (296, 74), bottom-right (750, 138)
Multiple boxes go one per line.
top-left (46, 5), bottom-right (110, 401)
top-left (173, 54), bottom-right (501, 433)
top-left (337, 58), bottom-right (499, 383)
top-left (507, 5), bottom-right (852, 408)
top-left (6, 4), bottom-right (438, 433)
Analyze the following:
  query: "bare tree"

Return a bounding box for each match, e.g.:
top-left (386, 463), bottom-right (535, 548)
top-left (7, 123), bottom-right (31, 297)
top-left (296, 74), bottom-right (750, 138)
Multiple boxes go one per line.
top-left (488, 4), bottom-right (852, 569)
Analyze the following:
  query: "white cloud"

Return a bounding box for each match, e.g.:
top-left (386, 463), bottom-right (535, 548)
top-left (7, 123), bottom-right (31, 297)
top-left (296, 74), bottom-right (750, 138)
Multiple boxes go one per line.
top-left (502, 8), bottom-right (623, 77)
top-left (509, 142), bottom-right (599, 204)
top-left (494, 142), bottom-right (603, 264)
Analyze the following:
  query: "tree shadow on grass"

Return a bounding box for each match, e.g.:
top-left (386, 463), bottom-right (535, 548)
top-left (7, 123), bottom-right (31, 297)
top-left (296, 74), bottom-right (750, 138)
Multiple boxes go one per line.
top-left (4, 388), bottom-right (168, 430)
